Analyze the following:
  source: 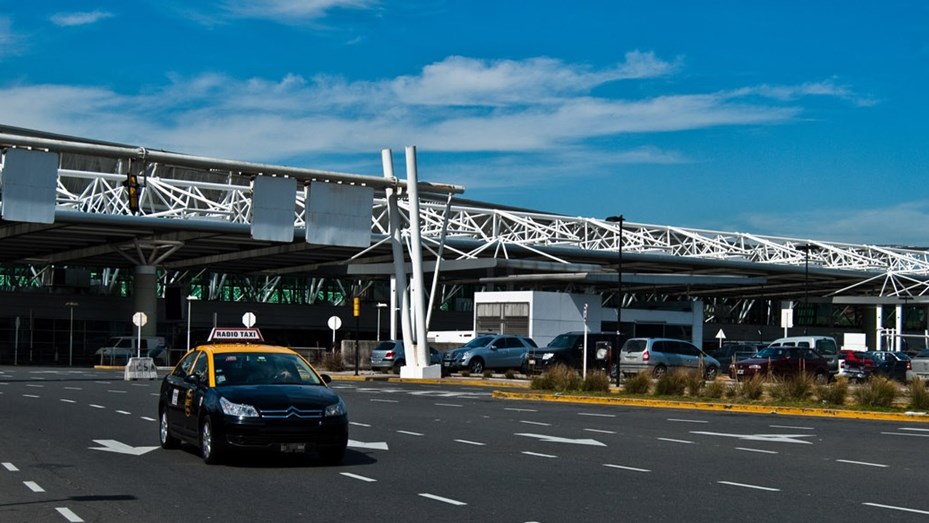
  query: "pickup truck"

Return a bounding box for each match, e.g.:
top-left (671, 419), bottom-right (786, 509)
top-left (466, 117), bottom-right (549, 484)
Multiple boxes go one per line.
top-left (911, 349), bottom-right (929, 381)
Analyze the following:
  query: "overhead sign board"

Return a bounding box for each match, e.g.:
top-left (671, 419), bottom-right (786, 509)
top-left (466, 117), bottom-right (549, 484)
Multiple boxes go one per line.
top-left (208, 327), bottom-right (264, 342)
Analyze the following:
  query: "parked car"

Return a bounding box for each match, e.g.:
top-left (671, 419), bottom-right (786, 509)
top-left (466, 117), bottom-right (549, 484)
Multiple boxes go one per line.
top-left (912, 349), bottom-right (929, 382)
top-left (837, 349), bottom-right (869, 378)
top-left (730, 346), bottom-right (829, 383)
top-left (767, 336), bottom-right (839, 376)
top-left (619, 338), bottom-right (721, 379)
top-left (844, 351), bottom-right (913, 383)
top-left (96, 336), bottom-right (169, 365)
top-left (706, 342), bottom-right (764, 368)
top-left (370, 340), bottom-right (442, 373)
top-left (442, 334), bottom-right (537, 374)
top-left (523, 332), bottom-right (620, 374)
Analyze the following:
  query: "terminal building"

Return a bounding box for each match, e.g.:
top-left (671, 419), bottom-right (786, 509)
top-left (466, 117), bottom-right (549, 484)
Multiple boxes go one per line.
top-left (2, 125), bottom-right (929, 366)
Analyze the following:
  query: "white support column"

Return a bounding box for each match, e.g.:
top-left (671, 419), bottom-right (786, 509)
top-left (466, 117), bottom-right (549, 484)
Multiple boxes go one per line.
top-left (389, 276), bottom-right (398, 341)
top-left (875, 305), bottom-right (883, 351)
top-left (895, 304), bottom-right (903, 351)
top-left (382, 150), bottom-right (412, 355)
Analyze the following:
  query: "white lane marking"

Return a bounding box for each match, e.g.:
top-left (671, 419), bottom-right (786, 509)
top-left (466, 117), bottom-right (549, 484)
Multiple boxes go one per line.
top-left (26, 384), bottom-right (44, 388)
top-left (454, 439), bottom-right (486, 446)
top-left (56, 507), bottom-right (85, 522)
top-left (667, 418), bottom-right (708, 423)
top-left (3, 462), bottom-right (18, 472)
top-left (516, 433), bottom-right (606, 446)
top-left (116, 410), bottom-right (131, 415)
top-left (24, 480), bottom-right (45, 492)
top-left (881, 432), bottom-right (929, 438)
top-left (419, 493), bottom-right (467, 506)
top-left (347, 440), bottom-right (389, 451)
top-left (736, 447), bottom-right (778, 454)
top-left (90, 440), bottom-right (159, 456)
top-left (370, 399), bottom-right (398, 403)
top-left (397, 430), bottom-right (424, 436)
top-left (836, 459), bottom-right (888, 468)
top-left (863, 502), bottom-right (929, 515)
top-left (519, 420), bottom-right (551, 426)
top-left (435, 403), bottom-right (463, 407)
top-left (340, 472), bottom-right (377, 482)
top-left (657, 437), bottom-right (694, 444)
top-left (89, 404), bottom-right (105, 409)
top-left (578, 412), bottom-right (615, 418)
top-left (22, 394), bottom-right (40, 398)
top-left (901, 427), bottom-right (929, 432)
top-left (603, 464), bottom-right (650, 472)
top-left (522, 451), bottom-right (557, 458)
top-left (718, 481), bottom-right (780, 492)
top-left (769, 424), bottom-right (814, 430)
top-left (141, 417), bottom-right (156, 422)
top-left (350, 422), bottom-right (371, 427)
top-left (505, 407), bottom-right (537, 412)
top-left (60, 399), bottom-right (77, 404)
top-left (584, 428), bottom-right (616, 434)
top-left (64, 387), bottom-right (82, 391)
top-left (107, 390), bottom-right (128, 394)
top-left (690, 431), bottom-right (814, 444)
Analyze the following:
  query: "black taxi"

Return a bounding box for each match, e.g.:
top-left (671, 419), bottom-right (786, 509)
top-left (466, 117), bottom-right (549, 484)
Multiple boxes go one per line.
top-left (158, 328), bottom-right (348, 464)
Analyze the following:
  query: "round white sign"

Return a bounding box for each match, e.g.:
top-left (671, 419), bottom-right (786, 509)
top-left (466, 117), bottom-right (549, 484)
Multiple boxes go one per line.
top-left (327, 315), bottom-right (342, 331)
top-left (242, 312), bottom-right (257, 328)
top-left (132, 312), bottom-right (148, 327)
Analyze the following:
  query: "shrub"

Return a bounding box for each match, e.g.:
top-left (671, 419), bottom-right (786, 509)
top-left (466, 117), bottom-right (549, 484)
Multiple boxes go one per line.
top-left (623, 371), bottom-right (651, 395)
top-left (704, 379), bottom-right (726, 399)
top-left (504, 369), bottom-right (516, 379)
top-left (530, 373), bottom-right (553, 390)
top-left (737, 374), bottom-right (765, 401)
top-left (482, 369), bottom-right (493, 379)
top-left (908, 378), bottom-right (929, 410)
top-left (654, 370), bottom-right (688, 396)
top-left (769, 373), bottom-right (816, 402)
top-left (529, 364), bottom-right (581, 392)
top-left (853, 376), bottom-right (898, 408)
top-left (460, 370), bottom-right (470, 377)
top-left (816, 379), bottom-right (849, 406)
top-left (581, 371), bottom-right (611, 393)
top-left (683, 371), bottom-right (705, 397)
top-left (320, 351), bottom-right (345, 372)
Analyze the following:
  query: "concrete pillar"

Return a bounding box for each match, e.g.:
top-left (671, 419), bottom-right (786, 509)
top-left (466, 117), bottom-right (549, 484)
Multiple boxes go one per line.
top-left (133, 265), bottom-right (158, 337)
top-left (895, 304), bottom-right (903, 351)
top-left (875, 305), bottom-right (883, 351)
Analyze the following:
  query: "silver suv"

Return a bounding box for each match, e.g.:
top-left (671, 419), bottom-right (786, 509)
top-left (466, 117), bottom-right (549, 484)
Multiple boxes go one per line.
top-left (620, 337), bottom-right (721, 379)
top-left (442, 334), bottom-right (537, 374)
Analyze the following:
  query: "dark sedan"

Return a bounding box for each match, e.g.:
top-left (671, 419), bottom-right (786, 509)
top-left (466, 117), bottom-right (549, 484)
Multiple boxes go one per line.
top-left (844, 351), bottom-right (913, 383)
top-left (158, 331), bottom-right (348, 465)
top-left (731, 346), bottom-right (829, 383)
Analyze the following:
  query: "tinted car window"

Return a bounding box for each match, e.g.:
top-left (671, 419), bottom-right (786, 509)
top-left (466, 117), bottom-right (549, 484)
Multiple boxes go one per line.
top-left (677, 343), bottom-right (700, 357)
top-left (654, 341), bottom-right (676, 354)
top-left (815, 339), bottom-right (837, 355)
top-left (191, 352), bottom-right (208, 381)
top-left (464, 336), bottom-right (495, 348)
top-left (502, 337), bottom-right (522, 349)
top-left (172, 351), bottom-right (197, 379)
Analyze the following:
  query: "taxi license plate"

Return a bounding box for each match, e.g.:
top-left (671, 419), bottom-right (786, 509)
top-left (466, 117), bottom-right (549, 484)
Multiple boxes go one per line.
top-left (736, 369), bottom-right (745, 374)
top-left (281, 443), bottom-right (306, 453)
top-left (443, 362), bottom-right (450, 367)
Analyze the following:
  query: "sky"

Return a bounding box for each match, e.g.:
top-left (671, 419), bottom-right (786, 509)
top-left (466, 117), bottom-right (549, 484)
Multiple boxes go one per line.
top-left (1, 1), bottom-right (927, 246)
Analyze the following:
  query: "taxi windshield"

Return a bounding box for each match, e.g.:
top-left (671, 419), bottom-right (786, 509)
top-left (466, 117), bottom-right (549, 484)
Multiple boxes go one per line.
top-left (212, 352), bottom-right (323, 386)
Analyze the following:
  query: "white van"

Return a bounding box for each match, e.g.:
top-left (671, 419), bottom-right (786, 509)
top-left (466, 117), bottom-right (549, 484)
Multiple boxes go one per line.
top-left (95, 336), bottom-right (168, 365)
top-left (767, 336), bottom-right (839, 376)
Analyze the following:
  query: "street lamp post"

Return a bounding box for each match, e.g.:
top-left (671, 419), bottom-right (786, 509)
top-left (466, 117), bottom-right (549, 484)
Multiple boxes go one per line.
top-left (797, 243), bottom-right (816, 335)
top-left (606, 215), bottom-right (624, 387)
top-left (65, 301), bottom-right (78, 367)
top-left (186, 295), bottom-right (199, 352)
top-left (376, 302), bottom-right (388, 341)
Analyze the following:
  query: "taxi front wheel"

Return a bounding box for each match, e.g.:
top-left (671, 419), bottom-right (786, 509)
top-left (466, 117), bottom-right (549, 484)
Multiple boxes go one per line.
top-left (159, 409), bottom-right (179, 449)
top-left (200, 417), bottom-right (225, 465)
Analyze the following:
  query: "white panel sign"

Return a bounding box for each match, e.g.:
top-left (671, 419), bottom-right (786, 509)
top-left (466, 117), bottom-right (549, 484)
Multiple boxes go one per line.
top-left (1, 149), bottom-right (59, 224)
top-left (251, 176), bottom-right (297, 242)
top-left (306, 182), bottom-right (374, 248)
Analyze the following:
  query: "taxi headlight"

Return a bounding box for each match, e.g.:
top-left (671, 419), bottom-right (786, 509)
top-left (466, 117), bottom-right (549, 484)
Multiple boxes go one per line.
top-left (324, 399), bottom-right (347, 417)
top-left (220, 396), bottom-right (259, 418)
top-left (542, 353), bottom-right (555, 360)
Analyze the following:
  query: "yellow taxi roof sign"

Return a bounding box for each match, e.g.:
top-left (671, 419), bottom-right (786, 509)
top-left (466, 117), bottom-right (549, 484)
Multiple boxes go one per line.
top-left (208, 327), bottom-right (264, 342)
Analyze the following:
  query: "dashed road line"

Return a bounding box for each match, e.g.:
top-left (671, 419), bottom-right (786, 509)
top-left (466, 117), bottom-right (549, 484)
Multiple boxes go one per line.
top-left (667, 418), bottom-right (708, 423)
top-left (370, 399), bottom-right (398, 403)
top-left (397, 430), bottom-right (424, 436)
top-left (770, 424), bottom-right (814, 430)
top-left (419, 493), bottom-right (467, 506)
top-left (435, 403), bottom-right (463, 407)
top-left (350, 422), bottom-right (371, 427)
top-left (24, 480), bottom-right (45, 493)
top-left (657, 437), bottom-right (694, 444)
top-left (836, 459), bottom-right (888, 468)
top-left (22, 394), bottom-right (40, 398)
top-left (578, 412), bottom-right (615, 418)
top-left (2, 462), bottom-right (18, 472)
top-left (64, 387), bottom-right (82, 391)
top-left (454, 439), bottom-right (485, 446)
top-left (89, 404), bottom-right (105, 409)
top-left (522, 451), bottom-right (557, 458)
top-left (863, 502), bottom-right (929, 515)
top-left (60, 399), bottom-right (77, 404)
top-left (881, 431), bottom-right (929, 438)
top-left (141, 416), bottom-right (156, 422)
top-left (340, 472), bottom-right (377, 482)
top-left (603, 463), bottom-right (650, 472)
top-left (584, 428), bottom-right (616, 434)
top-left (56, 507), bottom-right (85, 522)
top-left (504, 407), bottom-right (537, 412)
top-left (116, 410), bottom-right (131, 415)
top-left (519, 420), bottom-right (551, 426)
top-left (107, 390), bottom-right (128, 394)
top-left (736, 447), bottom-right (778, 454)
top-left (718, 481), bottom-right (779, 492)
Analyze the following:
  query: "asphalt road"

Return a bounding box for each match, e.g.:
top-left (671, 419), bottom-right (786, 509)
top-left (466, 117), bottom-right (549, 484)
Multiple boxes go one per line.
top-left (3, 366), bottom-right (929, 522)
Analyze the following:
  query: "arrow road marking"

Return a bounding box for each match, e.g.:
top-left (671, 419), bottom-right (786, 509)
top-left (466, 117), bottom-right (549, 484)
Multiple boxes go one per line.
top-left (690, 431), bottom-right (814, 444)
top-left (89, 440), bottom-right (159, 456)
top-left (347, 439), bottom-right (389, 451)
top-left (514, 433), bottom-right (606, 446)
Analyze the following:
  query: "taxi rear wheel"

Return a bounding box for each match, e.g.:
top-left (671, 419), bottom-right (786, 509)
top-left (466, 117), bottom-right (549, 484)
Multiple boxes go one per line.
top-left (159, 408), bottom-right (179, 449)
top-left (200, 417), bottom-right (224, 465)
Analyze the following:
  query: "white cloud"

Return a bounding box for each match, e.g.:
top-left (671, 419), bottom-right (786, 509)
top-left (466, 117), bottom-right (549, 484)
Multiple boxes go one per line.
top-left (219, 0), bottom-right (376, 22)
top-left (0, 16), bottom-right (19, 57)
top-left (50, 11), bottom-right (114, 27)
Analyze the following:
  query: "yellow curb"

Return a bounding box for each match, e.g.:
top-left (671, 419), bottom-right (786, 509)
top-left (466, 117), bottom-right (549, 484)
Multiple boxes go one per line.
top-left (491, 390), bottom-right (929, 423)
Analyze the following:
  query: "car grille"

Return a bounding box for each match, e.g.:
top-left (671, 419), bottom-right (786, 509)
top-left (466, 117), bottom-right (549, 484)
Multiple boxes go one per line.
top-left (260, 406), bottom-right (323, 420)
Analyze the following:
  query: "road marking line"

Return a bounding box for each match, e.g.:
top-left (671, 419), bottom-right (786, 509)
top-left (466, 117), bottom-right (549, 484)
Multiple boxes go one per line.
top-left (769, 424), bottom-right (814, 430)
top-left (836, 459), bottom-right (888, 468)
top-left (603, 464), bottom-right (650, 472)
top-left (584, 428), bottom-right (616, 434)
top-left (3, 462), bottom-right (18, 472)
top-left (863, 502), bottom-right (929, 515)
top-left (578, 412), bottom-right (615, 418)
top-left (116, 410), bottom-right (131, 415)
top-left (22, 394), bottom-right (40, 398)
top-left (141, 417), bottom-right (156, 422)
top-left (718, 481), bottom-right (779, 492)
top-left (505, 407), bottom-right (537, 412)
top-left (370, 399), bottom-right (398, 403)
top-left (397, 430), bottom-right (424, 436)
top-left (340, 472), bottom-right (377, 482)
top-left (881, 432), bottom-right (929, 438)
top-left (24, 480), bottom-right (45, 492)
top-left (60, 399), bottom-right (77, 403)
top-left (419, 493), bottom-right (467, 506)
top-left (522, 451), bottom-right (557, 458)
top-left (64, 387), bottom-right (82, 391)
top-left (56, 507), bottom-right (84, 522)
top-left (736, 447), bottom-right (778, 454)
top-left (26, 384), bottom-right (45, 388)
top-left (454, 439), bottom-right (485, 446)
top-left (900, 427), bottom-right (929, 432)
top-left (519, 420), bottom-right (551, 426)
top-left (657, 437), bottom-right (694, 444)
top-left (668, 418), bottom-right (708, 423)
top-left (350, 422), bottom-right (371, 427)
top-left (89, 404), bottom-right (105, 409)
top-left (435, 403), bottom-right (463, 407)
top-left (107, 390), bottom-right (127, 394)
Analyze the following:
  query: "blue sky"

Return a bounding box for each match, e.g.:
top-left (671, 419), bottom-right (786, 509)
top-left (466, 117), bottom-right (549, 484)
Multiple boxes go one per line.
top-left (2, 1), bottom-right (927, 246)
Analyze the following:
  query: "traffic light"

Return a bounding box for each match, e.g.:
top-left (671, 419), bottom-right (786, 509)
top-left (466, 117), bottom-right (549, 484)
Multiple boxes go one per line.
top-left (124, 174), bottom-right (140, 214)
top-left (353, 297), bottom-right (360, 317)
